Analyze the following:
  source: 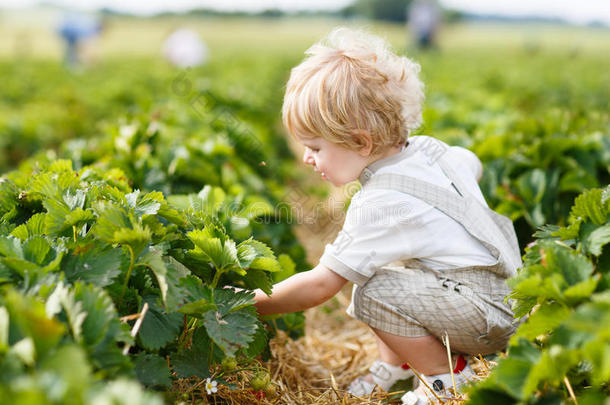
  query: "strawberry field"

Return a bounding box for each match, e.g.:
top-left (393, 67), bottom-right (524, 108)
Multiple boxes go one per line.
top-left (0, 15), bottom-right (609, 404)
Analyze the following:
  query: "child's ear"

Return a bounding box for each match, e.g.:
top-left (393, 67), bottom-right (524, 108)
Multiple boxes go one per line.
top-left (352, 131), bottom-right (373, 156)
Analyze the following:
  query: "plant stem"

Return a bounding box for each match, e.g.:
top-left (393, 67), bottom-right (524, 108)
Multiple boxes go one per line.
top-left (119, 244), bottom-right (135, 304)
top-left (210, 267), bottom-right (224, 289)
top-left (563, 376), bottom-right (578, 404)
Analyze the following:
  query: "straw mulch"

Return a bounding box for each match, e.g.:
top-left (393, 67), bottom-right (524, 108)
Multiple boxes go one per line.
top-left (174, 285), bottom-right (495, 405)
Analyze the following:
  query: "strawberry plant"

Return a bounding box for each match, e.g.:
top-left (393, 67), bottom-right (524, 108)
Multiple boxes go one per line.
top-left (466, 185), bottom-right (610, 404)
top-left (0, 158), bottom-right (292, 403)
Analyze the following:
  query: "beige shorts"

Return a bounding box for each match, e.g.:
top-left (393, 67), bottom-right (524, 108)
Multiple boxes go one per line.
top-left (348, 265), bottom-right (516, 355)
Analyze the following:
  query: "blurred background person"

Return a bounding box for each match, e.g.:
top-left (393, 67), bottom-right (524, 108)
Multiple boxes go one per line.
top-left (57, 11), bottom-right (103, 68)
top-left (408, 0), bottom-right (440, 49)
top-left (162, 28), bottom-right (208, 68)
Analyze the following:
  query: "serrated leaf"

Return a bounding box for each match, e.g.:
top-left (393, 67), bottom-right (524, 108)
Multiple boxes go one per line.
top-left (137, 298), bottom-right (182, 351)
top-left (11, 213), bottom-right (46, 241)
top-left (46, 282), bottom-right (88, 343)
top-left (245, 319), bottom-right (268, 358)
top-left (214, 288), bottom-right (255, 315)
top-left (0, 178), bottom-right (18, 217)
top-left (523, 346), bottom-right (580, 397)
top-left (62, 245), bottom-right (124, 287)
top-left (249, 257), bottom-right (281, 272)
top-left (571, 188), bottom-right (607, 225)
top-left (134, 353), bottom-right (172, 388)
top-left (512, 303), bottom-right (570, 342)
top-left (546, 243), bottom-right (595, 286)
top-left (187, 229), bottom-right (240, 273)
top-left (563, 276), bottom-right (600, 303)
top-left (242, 269), bottom-right (273, 295)
top-left (195, 185), bottom-right (226, 214)
top-left (178, 299), bottom-right (216, 318)
top-left (126, 190), bottom-right (163, 218)
top-left (275, 254), bottom-right (296, 282)
top-left (236, 242), bottom-right (258, 268)
top-left (138, 248), bottom-right (168, 306)
top-left (113, 224), bottom-right (152, 258)
top-left (584, 223), bottom-right (610, 256)
top-left (92, 201), bottom-right (132, 241)
top-left (22, 236), bottom-right (52, 265)
top-left (203, 310), bottom-right (258, 357)
top-left (72, 283), bottom-right (119, 349)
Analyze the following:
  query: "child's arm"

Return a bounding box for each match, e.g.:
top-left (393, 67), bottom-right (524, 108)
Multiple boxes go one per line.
top-left (253, 264), bottom-right (347, 316)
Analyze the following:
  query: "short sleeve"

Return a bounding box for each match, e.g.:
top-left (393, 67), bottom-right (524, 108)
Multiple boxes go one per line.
top-left (319, 190), bottom-right (417, 286)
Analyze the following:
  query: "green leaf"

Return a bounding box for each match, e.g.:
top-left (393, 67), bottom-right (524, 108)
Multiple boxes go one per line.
top-left (214, 288), bottom-right (255, 315)
top-left (40, 344), bottom-right (92, 398)
top-left (138, 248), bottom-right (168, 306)
top-left (134, 353), bottom-right (172, 388)
top-left (571, 188), bottom-right (607, 225)
top-left (62, 245), bottom-right (124, 287)
top-left (195, 185), bottom-right (226, 215)
top-left (236, 242), bottom-right (258, 268)
top-left (126, 190), bottom-right (163, 218)
top-left (172, 327), bottom-right (210, 379)
top-left (245, 319), bottom-right (268, 358)
top-left (5, 289), bottom-right (66, 357)
top-left (10, 213), bottom-right (46, 241)
top-left (46, 282), bottom-right (88, 344)
top-left (22, 236), bottom-right (52, 265)
top-left (113, 224), bottom-right (152, 259)
top-left (546, 243), bottom-right (594, 286)
top-left (523, 346), bottom-right (580, 397)
top-left (563, 276), bottom-right (600, 304)
top-left (517, 169), bottom-right (547, 205)
top-left (187, 229), bottom-right (240, 273)
top-left (249, 257), bottom-right (281, 272)
top-left (491, 357), bottom-right (532, 399)
top-left (44, 192), bottom-right (94, 235)
top-left (137, 299), bottom-right (182, 351)
top-left (275, 254), bottom-right (296, 282)
top-left (512, 302), bottom-right (570, 342)
top-left (0, 178), bottom-right (18, 217)
top-left (72, 283), bottom-right (120, 349)
top-left (242, 269), bottom-right (273, 295)
top-left (583, 223), bottom-right (610, 256)
top-left (203, 309), bottom-right (258, 357)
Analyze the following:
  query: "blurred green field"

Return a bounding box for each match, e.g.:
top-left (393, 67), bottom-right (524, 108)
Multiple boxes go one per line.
top-left (2, 11), bottom-right (610, 60)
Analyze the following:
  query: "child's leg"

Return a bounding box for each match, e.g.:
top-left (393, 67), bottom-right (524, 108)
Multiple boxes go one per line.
top-left (372, 328), bottom-right (450, 375)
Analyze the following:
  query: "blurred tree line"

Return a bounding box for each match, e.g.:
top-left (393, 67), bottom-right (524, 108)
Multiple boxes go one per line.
top-left (340, 0), bottom-right (462, 23)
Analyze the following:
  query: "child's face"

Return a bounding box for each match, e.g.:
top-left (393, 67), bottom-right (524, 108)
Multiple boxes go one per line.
top-left (298, 135), bottom-right (371, 187)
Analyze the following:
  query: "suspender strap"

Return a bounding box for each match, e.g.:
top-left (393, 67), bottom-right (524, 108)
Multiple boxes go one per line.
top-left (362, 158), bottom-right (522, 278)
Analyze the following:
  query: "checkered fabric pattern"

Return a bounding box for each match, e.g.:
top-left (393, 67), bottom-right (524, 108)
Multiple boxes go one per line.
top-left (349, 153), bottom-right (522, 355)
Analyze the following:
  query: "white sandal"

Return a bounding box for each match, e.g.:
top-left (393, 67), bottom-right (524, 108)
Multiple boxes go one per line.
top-left (401, 356), bottom-right (475, 405)
top-left (348, 360), bottom-right (414, 396)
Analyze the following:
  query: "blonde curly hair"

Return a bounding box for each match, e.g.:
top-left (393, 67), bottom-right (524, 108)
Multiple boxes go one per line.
top-left (282, 27), bottom-right (424, 155)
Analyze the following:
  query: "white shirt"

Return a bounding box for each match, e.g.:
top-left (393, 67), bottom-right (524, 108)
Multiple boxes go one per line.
top-left (319, 136), bottom-right (497, 287)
